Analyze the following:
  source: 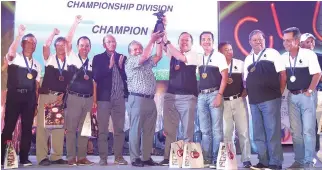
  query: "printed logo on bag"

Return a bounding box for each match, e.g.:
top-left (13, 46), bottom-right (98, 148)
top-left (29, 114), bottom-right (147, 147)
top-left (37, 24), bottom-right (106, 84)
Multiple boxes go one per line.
top-left (227, 144), bottom-right (234, 160)
top-left (190, 149), bottom-right (200, 159)
top-left (177, 149), bottom-right (183, 157)
top-left (218, 145), bottom-right (226, 168)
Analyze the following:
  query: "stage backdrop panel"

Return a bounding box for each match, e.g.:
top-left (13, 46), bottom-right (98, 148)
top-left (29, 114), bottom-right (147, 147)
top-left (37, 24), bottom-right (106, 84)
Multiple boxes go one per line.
top-left (15, 0), bottom-right (218, 80)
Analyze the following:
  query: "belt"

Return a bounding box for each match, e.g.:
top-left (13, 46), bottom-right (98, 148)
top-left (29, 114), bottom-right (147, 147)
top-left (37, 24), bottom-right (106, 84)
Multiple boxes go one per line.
top-left (129, 92), bottom-right (154, 99)
top-left (199, 87), bottom-right (218, 94)
top-left (49, 90), bottom-right (64, 96)
top-left (224, 93), bottom-right (241, 101)
top-left (289, 89), bottom-right (307, 95)
top-left (16, 89), bottom-right (29, 94)
top-left (68, 90), bottom-right (93, 98)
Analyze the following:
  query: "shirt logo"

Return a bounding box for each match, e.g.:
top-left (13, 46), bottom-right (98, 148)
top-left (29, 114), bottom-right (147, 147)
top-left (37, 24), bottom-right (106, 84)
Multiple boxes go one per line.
top-left (299, 59), bottom-right (302, 64)
top-left (234, 66), bottom-right (238, 70)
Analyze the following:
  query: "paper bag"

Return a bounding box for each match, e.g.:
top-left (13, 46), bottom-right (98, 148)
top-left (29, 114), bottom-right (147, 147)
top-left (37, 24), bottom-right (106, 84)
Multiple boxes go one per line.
top-left (169, 140), bottom-right (184, 168)
top-left (318, 116), bottom-right (322, 134)
top-left (216, 142), bottom-right (238, 170)
top-left (90, 108), bottom-right (99, 138)
top-left (182, 142), bottom-right (204, 168)
top-left (81, 112), bottom-right (92, 137)
top-left (44, 102), bottom-right (64, 129)
top-left (4, 141), bottom-right (18, 169)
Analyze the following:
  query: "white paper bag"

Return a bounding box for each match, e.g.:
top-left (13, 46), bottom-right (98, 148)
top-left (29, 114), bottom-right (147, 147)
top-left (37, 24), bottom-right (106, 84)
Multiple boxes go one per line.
top-left (182, 142), bottom-right (204, 168)
top-left (4, 141), bottom-right (18, 169)
top-left (169, 140), bottom-right (184, 168)
top-left (318, 116), bottom-right (322, 134)
top-left (216, 142), bottom-right (238, 170)
top-left (81, 112), bottom-right (92, 137)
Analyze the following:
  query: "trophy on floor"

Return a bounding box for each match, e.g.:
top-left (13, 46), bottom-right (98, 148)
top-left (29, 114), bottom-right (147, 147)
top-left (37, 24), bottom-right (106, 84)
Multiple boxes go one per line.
top-left (153, 10), bottom-right (166, 33)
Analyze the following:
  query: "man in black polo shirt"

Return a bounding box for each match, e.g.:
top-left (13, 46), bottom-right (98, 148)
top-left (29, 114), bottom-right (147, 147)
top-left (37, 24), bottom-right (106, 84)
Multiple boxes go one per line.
top-left (244, 30), bottom-right (286, 170)
top-left (197, 31), bottom-right (228, 168)
top-left (65, 34), bottom-right (95, 166)
top-left (159, 32), bottom-right (199, 166)
top-left (36, 15), bottom-right (81, 166)
top-left (219, 42), bottom-right (252, 168)
top-left (282, 27), bottom-right (321, 169)
top-left (1, 25), bottom-right (41, 166)
top-left (92, 34), bottom-right (128, 166)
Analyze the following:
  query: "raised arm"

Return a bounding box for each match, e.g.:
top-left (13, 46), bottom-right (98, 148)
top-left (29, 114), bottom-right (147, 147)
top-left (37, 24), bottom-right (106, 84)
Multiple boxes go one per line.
top-left (162, 33), bottom-right (187, 62)
top-left (65, 15), bottom-right (82, 55)
top-left (43, 28), bottom-right (60, 60)
top-left (152, 41), bottom-right (163, 64)
top-left (139, 31), bottom-right (163, 64)
top-left (7, 25), bottom-right (25, 61)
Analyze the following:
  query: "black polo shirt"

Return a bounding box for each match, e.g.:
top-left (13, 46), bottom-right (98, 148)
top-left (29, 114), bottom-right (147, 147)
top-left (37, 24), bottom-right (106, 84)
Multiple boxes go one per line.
top-left (244, 48), bottom-right (285, 104)
top-left (67, 51), bottom-right (93, 94)
top-left (6, 52), bottom-right (41, 91)
top-left (282, 48), bottom-right (321, 91)
top-left (92, 51), bottom-right (128, 101)
top-left (197, 50), bottom-right (228, 91)
top-left (223, 58), bottom-right (244, 97)
top-left (40, 54), bottom-right (71, 93)
top-left (167, 50), bottom-right (198, 96)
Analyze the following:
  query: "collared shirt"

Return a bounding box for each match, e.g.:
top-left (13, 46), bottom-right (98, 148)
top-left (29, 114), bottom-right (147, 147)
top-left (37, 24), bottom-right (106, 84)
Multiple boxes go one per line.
top-left (243, 48), bottom-right (285, 104)
top-left (41, 54), bottom-right (70, 92)
top-left (111, 61), bottom-right (124, 99)
top-left (197, 50), bottom-right (228, 91)
top-left (66, 51), bottom-right (93, 94)
top-left (316, 53), bottom-right (322, 90)
top-left (125, 56), bottom-right (156, 95)
top-left (6, 52), bottom-right (41, 91)
top-left (167, 50), bottom-right (199, 96)
top-left (281, 48), bottom-right (321, 91)
top-left (223, 58), bottom-right (244, 97)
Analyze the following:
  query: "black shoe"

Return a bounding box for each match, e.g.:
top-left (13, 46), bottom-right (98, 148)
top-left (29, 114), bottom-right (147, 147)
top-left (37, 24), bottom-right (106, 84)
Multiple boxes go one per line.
top-left (243, 161), bottom-right (252, 168)
top-left (143, 158), bottom-right (159, 166)
top-left (267, 165), bottom-right (282, 170)
top-left (20, 160), bottom-right (32, 166)
top-left (159, 159), bottom-right (169, 166)
top-left (132, 158), bottom-right (144, 167)
top-left (250, 163), bottom-right (268, 170)
top-left (39, 158), bottom-right (51, 166)
top-left (51, 159), bottom-right (68, 164)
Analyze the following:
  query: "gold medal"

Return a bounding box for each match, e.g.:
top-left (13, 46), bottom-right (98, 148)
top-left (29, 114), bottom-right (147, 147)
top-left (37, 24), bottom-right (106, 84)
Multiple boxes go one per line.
top-left (84, 75), bottom-right (89, 80)
top-left (227, 78), bottom-right (233, 84)
top-left (59, 76), bottom-right (64, 81)
top-left (27, 73), bottom-right (33, 79)
top-left (250, 67), bottom-right (256, 72)
top-left (175, 65), bottom-right (180, 70)
top-left (202, 73), bottom-right (207, 79)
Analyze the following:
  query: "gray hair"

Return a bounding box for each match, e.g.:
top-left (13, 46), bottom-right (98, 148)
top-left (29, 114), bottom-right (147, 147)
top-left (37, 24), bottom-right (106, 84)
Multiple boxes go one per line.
top-left (102, 34), bottom-right (115, 44)
top-left (249, 30), bottom-right (265, 41)
top-left (128, 40), bottom-right (143, 54)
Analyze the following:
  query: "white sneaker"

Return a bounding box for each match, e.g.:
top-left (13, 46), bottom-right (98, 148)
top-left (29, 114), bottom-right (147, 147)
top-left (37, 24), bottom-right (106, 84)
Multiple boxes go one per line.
top-left (317, 150), bottom-right (322, 163)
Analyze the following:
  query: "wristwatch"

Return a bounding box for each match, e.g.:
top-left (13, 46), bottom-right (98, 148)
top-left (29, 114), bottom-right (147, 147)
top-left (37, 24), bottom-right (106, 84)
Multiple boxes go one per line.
top-left (308, 89), bottom-right (313, 93)
top-left (164, 40), bottom-right (171, 47)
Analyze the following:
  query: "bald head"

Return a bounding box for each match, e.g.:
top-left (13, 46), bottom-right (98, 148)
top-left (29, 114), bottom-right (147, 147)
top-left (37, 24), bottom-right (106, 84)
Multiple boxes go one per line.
top-left (103, 35), bottom-right (117, 52)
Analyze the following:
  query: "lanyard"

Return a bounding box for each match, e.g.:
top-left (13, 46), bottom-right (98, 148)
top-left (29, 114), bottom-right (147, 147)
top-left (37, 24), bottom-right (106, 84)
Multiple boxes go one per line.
top-left (252, 48), bottom-right (266, 67)
top-left (289, 53), bottom-right (298, 76)
top-left (56, 56), bottom-right (66, 76)
top-left (229, 59), bottom-right (233, 77)
top-left (78, 54), bottom-right (89, 75)
top-left (202, 49), bottom-right (214, 73)
top-left (23, 55), bottom-right (33, 73)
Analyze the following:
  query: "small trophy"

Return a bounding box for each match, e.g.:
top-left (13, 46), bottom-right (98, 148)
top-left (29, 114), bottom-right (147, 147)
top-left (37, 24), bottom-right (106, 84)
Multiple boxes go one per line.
top-left (153, 10), bottom-right (166, 33)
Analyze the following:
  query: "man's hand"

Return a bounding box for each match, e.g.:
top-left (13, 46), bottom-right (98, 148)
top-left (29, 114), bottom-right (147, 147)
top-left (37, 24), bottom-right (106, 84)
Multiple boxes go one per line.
top-left (53, 28), bottom-right (60, 35)
top-left (304, 91), bottom-right (312, 97)
top-left (212, 94), bottom-right (222, 108)
top-left (18, 25), bottom-right (26, 36)
top-left (119, 55), bottom-right (124, 69)
top-left (241, 89), bottom-right (247, 98)
top-left (151, 31), bottom-right (165, 43)
top-left (75, 15), bottom-right (82, 24)
top-left (109, 53), bottom-right (115, 69)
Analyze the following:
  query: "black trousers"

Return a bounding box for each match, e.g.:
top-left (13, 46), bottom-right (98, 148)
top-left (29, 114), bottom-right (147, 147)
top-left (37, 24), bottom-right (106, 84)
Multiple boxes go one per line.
top-left (1, 90), bottom-right (36, 163)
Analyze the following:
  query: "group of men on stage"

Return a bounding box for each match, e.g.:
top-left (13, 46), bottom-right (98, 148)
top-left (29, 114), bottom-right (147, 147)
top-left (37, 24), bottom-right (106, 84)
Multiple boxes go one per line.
top-left (1, 15), bottom-right (322, 170)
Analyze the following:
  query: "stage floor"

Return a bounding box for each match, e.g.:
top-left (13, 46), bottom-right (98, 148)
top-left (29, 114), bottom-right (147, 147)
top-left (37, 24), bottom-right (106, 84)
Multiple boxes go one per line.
top-left (2, 153), bottom-right (322, 170)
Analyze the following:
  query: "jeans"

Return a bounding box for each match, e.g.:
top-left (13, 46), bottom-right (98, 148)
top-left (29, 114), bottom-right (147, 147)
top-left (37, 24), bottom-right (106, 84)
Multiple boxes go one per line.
top-left (288, 92), bottom-right (316, 164)
top-left (250, 98), bottom-right (283, 166)
top-left (198, 90), bottom-right (223, 162)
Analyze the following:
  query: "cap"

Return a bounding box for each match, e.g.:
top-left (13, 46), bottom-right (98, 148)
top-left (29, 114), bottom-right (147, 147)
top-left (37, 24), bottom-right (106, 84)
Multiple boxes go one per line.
top-left (300, 33), bottom-right (316, 42)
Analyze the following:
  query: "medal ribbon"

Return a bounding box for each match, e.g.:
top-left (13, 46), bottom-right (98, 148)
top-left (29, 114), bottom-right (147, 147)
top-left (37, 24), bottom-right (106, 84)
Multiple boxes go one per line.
top-left (78, 54), bottom-right (89, 75)
top-left (252, 48), bottom-right (266, 69)
top-left (56, 55), bottom-right (66, 76)
top-left (289, 52), bottom-right (298, 77)
top-left (23, 55), bottom-right (33, 74)
top-left (202, 49), bottom-right (214, 73)
top-left (229, 59), bottom-right (233, 78)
